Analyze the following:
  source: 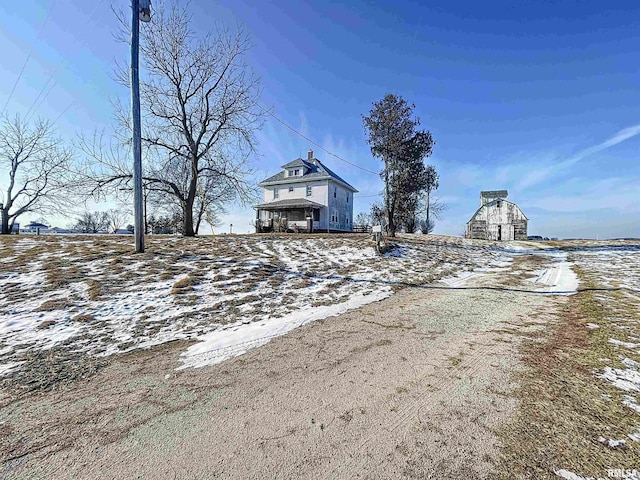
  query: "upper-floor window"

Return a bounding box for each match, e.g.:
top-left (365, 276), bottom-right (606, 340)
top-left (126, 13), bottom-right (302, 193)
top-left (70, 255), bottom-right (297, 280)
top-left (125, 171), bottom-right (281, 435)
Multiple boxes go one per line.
top-left (333, 187), bottom-right (337, 198)
top-left (294, 169), bottom-right (300, 176)
top-left (306, 185), bottom-right (312, 197)
top-left (274, 188), bottom-right (279, 199)
top-left (346, 193), bottom-right (349, 203)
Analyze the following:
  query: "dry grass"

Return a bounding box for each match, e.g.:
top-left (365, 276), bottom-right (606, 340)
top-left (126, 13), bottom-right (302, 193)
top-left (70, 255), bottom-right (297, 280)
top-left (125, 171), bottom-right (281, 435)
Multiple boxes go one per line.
top-left (37, 298), bottom-right (72, 311)
top-left (496, 266), bottom-right (640, 479)
top-left (171, 277), bottom-right (195, 294)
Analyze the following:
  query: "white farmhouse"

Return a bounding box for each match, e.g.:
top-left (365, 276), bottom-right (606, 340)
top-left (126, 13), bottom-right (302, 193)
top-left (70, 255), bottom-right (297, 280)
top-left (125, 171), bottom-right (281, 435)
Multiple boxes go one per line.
top-left (255, 150), bottom-right (358, 233)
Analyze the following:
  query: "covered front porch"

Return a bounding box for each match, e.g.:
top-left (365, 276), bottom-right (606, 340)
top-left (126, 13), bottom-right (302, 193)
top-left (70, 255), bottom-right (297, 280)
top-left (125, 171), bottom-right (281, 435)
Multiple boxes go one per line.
top-left (254, 199), bottom-right (324, 233)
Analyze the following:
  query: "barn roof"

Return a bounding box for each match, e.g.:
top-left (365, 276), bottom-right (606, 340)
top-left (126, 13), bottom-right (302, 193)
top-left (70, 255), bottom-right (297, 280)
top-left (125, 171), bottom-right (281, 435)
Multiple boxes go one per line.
top-left (466, 198), bottom-right (528, 224)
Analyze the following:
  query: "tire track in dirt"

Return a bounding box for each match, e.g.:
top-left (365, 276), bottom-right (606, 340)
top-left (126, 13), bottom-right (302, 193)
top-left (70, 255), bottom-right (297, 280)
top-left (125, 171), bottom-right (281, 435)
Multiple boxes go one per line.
top-left (328, 337), bottom-right (500, 478)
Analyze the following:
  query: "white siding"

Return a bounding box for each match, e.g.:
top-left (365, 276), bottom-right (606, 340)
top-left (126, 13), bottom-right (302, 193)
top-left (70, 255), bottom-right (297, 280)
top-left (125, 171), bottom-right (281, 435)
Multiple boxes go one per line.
top-left (327, 181), bottom-right (354, 231)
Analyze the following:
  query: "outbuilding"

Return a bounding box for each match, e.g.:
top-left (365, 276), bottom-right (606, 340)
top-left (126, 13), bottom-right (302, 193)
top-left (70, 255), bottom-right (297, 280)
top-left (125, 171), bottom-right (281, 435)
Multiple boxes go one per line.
top-left (466, 190), bottom-right (528, 241)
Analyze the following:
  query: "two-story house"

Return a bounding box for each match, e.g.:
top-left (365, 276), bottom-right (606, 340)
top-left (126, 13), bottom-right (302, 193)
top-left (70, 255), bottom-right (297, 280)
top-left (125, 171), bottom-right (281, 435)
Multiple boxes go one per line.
top-left (255, 150), bottom-right (358, 233)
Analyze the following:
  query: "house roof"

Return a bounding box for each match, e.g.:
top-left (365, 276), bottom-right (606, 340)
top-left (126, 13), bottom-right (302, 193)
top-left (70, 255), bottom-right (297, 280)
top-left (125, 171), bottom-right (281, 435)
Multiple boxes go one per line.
top-left (466, 198), bottom-right (528, 224)
top-left (254, 198), bottom-right (326, 210)
top-left (259, 157), bottom-right (358, 192)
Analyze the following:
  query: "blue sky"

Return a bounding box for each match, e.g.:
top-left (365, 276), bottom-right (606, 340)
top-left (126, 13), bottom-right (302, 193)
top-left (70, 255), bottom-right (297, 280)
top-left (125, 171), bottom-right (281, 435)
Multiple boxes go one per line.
top-left (1, 0), bottom-right (639, 238)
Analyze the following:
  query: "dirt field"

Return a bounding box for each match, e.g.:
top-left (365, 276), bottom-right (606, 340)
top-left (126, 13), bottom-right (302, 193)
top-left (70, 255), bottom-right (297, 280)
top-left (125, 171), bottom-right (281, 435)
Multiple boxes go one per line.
top-left (1, 236), bottom-right (639, 479)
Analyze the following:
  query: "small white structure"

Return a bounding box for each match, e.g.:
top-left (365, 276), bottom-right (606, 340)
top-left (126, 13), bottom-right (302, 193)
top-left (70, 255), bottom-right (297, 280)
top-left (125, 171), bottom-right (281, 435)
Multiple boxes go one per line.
top-left (255, 150), bottom-right (358, 233)
top-left (466, 190), bottom-right (528, 241)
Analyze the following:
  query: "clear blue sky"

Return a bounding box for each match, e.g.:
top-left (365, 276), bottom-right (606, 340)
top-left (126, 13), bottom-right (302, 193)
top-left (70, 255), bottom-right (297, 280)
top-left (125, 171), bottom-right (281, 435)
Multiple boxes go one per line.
top-left (1, 0), bottom-right (639, 238)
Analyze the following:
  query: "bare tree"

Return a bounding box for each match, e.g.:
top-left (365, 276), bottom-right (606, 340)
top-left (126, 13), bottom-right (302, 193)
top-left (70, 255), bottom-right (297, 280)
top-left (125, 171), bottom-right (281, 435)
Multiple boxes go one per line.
top-left (0, 115), bottom-right (74, 234)
top-left (105, 208), bottom-right (129, 233)
top-left (74, 211), bottom-right (109, 233)
top-left (81, 3), bottom-right (262, 237)
top-left (354, 212), bottom-right (372, 227)
top-left (418, 196), bottom-right (447, 234)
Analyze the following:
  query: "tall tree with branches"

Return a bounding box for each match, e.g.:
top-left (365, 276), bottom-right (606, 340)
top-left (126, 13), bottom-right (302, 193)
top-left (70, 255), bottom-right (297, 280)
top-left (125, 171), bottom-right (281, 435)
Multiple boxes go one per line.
top-left (0, 115), bottom-right (74, 234)
top-left (81, 3), bottom-right (262, 236)
top-left (362, 94), bottom-right (435, 237)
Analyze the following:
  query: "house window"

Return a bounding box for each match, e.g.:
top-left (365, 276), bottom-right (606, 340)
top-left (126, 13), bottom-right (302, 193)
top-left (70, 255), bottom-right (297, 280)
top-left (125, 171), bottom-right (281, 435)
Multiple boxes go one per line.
top-left (333, 187), bottom-right (336, 198)
top-left (306, 185), bottom-right (312, 197)
top-left (313, 210), bottom-right (319, 221)
top-left (274, 188), bottom-right (279, 199)
top-left (346, 193), bottom-right (349, 203)
top-left (294, 169), bottom-right (300, 176)
top-left (289, 186), bottom-right (294, 192)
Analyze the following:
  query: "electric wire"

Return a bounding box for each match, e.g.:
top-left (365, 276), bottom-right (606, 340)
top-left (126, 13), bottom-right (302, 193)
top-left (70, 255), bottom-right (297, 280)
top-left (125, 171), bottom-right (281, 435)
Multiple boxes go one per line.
top-left (2, 0), bottom-right (57, 115)
top-left (257, 104), bottom-right (380, 176)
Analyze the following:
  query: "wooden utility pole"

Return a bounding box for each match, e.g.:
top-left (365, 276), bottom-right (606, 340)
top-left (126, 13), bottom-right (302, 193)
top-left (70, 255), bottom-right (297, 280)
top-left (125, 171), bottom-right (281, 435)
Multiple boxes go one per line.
top-left (131, 0), bottom-right (151, 252)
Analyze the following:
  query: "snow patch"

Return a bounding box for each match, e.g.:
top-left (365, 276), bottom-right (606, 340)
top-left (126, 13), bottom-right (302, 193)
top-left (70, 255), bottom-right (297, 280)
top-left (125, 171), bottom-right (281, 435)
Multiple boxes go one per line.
top-left (178, 289), bottom-right (392, 370)
top-left (554, 469), bottom-right (605, 480)
top-left (601, 366), bottom-right (640, 392)
top-left (532, 253), bottom-right (579, 294)
top-left (598, 436), bottom-right (626, 448)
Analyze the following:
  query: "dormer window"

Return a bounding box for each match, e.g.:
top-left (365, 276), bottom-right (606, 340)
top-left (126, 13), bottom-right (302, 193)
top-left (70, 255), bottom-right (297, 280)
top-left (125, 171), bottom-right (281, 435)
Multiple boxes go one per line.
top-left (294, 169), bottom-right (300, 176)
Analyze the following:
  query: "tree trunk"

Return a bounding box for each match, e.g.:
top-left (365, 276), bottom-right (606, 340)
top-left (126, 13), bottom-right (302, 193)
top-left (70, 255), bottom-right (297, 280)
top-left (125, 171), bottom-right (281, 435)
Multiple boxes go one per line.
top-left (1, 208), bottom-right (9, 235)
top-left (426, 188), bottom-right (430, 235)
top-left (384, 166), bottom-right (396, 237)
top-left (183, 199), bottom-right (195, 236)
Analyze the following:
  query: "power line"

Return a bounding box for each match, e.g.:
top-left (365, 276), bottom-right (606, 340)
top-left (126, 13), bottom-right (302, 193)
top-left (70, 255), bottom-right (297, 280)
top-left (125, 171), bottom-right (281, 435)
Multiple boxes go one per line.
top-left (258, 104), bottom-right (380, 176)
top-left (2, 0), bottom-right (57, 115)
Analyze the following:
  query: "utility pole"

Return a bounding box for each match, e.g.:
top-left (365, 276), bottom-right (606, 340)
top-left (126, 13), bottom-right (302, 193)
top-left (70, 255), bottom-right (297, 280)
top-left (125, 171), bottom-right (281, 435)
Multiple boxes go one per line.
top-left (131, 0), bottom-right (151, 253)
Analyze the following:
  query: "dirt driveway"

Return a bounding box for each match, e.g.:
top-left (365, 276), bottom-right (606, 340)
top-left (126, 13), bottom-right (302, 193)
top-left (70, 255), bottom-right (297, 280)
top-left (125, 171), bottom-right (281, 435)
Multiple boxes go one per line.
top-left (1, 268), bottom-right (560, 479)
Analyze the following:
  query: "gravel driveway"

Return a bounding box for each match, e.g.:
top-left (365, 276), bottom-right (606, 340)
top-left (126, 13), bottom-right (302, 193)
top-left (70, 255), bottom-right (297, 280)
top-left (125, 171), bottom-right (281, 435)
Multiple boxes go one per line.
top-left (1, 259), bottom-right (561, 479)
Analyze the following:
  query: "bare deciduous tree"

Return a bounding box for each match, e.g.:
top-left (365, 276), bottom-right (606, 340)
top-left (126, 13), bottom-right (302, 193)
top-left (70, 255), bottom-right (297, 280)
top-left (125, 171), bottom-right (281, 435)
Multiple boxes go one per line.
top-left (74, 211), bottom-right (109, 233)
top-left (0, 115), bottom-right (74, 234)
top-left (419, 196), bottom-right (447, 234)
top-left (105, 208), bottom-right (129, 233)
top-left (81, 3), bottom-right (262, 237)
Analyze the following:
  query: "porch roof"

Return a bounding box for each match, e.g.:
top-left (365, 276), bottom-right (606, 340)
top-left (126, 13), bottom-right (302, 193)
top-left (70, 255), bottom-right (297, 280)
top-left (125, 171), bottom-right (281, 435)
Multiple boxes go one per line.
top-left (254, 198), bottom-right (325, 210)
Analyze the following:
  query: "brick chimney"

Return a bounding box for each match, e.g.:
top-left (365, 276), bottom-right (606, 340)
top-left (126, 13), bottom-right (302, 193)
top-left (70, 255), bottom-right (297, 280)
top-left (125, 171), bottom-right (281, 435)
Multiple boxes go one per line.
top-left (307, 149), bottom-right (313, 160)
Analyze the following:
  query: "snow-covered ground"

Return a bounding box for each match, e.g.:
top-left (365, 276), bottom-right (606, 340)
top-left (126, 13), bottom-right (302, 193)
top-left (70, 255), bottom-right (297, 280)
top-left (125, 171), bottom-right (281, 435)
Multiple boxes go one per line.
top-left (2, 235), bottom-right (638, 377)
top-left (0, 234), bottom-right (510, 376)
